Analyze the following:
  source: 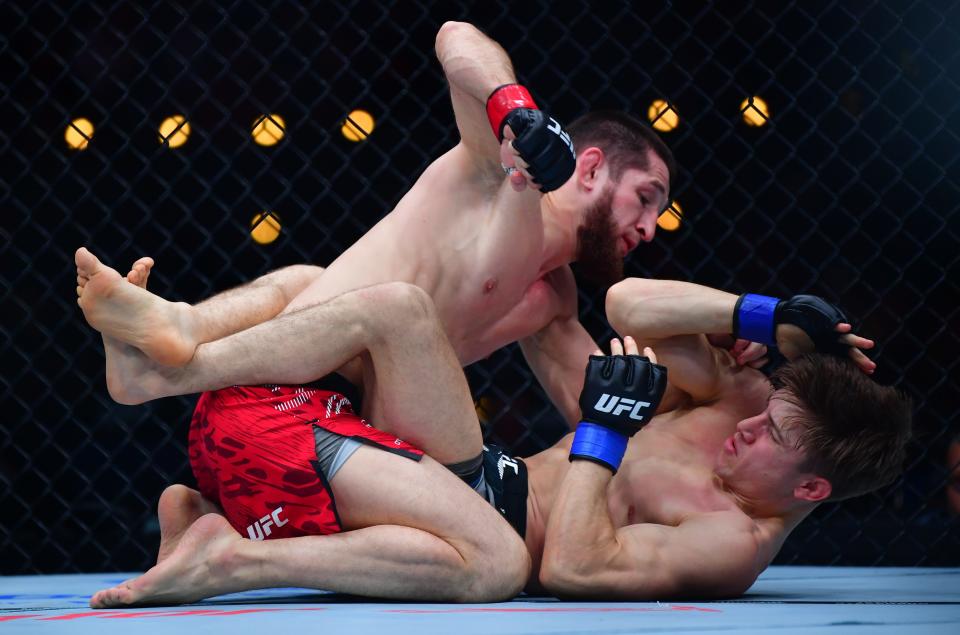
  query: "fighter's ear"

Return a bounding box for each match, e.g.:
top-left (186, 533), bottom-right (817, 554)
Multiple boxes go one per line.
top-left (794, 475), bottom-right (832, 503)
top-left (576, 147), bottom-right (605, 191)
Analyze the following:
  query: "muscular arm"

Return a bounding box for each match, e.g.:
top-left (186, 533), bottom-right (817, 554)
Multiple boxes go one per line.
top-left (520, 268), bottom-right (597, 428)
top-left (435, 21), bottom-right (516, 170)
top-left (606, 279), bottom-right (740, 405)
top-left (539, 461), bottom-right (760, 600)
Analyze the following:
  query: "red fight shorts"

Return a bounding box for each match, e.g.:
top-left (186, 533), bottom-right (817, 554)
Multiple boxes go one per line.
top-left (188, 380), bottom-right (423, 540)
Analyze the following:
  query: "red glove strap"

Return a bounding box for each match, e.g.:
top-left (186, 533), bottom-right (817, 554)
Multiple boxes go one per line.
top-left (486, 84), bottom-right (538, 139)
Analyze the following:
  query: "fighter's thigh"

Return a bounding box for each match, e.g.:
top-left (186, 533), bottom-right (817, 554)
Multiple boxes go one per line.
top-left (331, 445), bottom-right (517, 554)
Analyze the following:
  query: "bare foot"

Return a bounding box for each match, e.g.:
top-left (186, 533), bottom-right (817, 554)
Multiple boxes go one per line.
top-left (76, 247), bottom-right (197, 367)
top-left (125, 256), bottom-right (155, 289)
top-left (90, 513), bottom-right (248, 608)
top-left (156, 485), bottom-right (221, 565)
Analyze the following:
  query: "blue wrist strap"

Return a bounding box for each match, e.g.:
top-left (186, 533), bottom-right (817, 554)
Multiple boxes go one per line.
top-left (569, 422), bottom-right (628, 473)
top-left (734, 294), bottom-right (780, 346)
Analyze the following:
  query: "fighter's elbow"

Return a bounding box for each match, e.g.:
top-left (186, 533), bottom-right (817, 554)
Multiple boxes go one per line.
top-left (538, 551), bottom-right (599, 598)
top-left (436, 21), bottom-right (472, 55)
top-left (606, 278), bottom-right (646, 333)
top-left (537, 559), bottom-right (580, 598)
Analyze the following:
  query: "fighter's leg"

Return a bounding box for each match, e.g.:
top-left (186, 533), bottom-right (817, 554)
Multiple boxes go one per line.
top-left (76, 247), bottom-right (322, 366)
top-left (354, 284), bottom-right (486, 468)
top-left (111, 283), bottom-right (480, 465)
top-left (91, 447), bottom-right (530, 607)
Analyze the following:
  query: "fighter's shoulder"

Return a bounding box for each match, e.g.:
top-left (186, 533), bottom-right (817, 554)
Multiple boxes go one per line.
top-left (431, 141), bottom-right (503, 188)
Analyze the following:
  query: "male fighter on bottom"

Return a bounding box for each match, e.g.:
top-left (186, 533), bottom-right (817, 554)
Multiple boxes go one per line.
top-left (78, 252), bottom-right (911, 604)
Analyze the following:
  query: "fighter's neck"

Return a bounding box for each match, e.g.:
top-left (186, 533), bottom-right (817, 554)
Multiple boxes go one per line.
top-left (538, 194), bottom-right (580, 273)
top-left (714, 473), bottom-right (816, 529)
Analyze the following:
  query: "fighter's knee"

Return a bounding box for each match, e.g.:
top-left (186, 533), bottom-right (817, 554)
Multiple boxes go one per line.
top-left (285, 264), bottom-right (325, 281)
top-left (361, 282), bottom-right (436, 325)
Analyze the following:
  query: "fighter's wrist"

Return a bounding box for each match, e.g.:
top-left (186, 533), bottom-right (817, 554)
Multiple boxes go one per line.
top-left (486, 83), bottom-right (538, 140)
top-left (569, 422), bottom-right (628, 474)
top-left (733, 293), bottom-right (781, 346)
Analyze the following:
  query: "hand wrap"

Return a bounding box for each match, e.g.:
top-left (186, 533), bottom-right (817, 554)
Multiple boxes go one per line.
top-left (486, 84), bottom-right (576, 193)
top-left (570, 355), bottom-right (667, 473)
top-left (733, 293), bottom-right (851, 356)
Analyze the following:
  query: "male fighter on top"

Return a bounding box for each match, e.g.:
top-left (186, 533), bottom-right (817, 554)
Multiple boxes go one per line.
top-left (80, 267), bottom-right (910, 605)
top-left (78, 20), bottom-right (679, 505)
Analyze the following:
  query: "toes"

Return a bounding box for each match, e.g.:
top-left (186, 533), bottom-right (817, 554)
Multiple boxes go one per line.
top-left (127, 257), bottom-right (154, 289)
top-left (132, 256), bottom-right (155, 270)
top-left (75, 247), bottom-right (101, 276)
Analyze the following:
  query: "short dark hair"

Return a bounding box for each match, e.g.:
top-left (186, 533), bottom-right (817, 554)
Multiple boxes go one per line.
top-left (566, 111), bottom-right (677, 194)
top-left (771, 354), bottom-right (913, 502)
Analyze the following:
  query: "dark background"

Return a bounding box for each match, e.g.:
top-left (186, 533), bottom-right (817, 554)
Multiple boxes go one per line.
top-left (2, 0), bottom-right (958, 573)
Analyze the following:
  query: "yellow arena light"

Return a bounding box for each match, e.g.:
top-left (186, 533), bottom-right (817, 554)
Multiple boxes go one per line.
top-left (252, 114), bottom-right (286, 146)
top-left (158, 115), bottom-right (191, 148)
top-left (647, 99), bottom-right (679, 132)
top-left (250, 211), bottom-right (282, 245)
top-left (657, 201), bottom-right (683, 232)
top-left (741, 96), bottom-right (770, 127)
top-left (341, 109), bottom-right (375, 142)
top-left (65, 118), bottom-right (94, 150)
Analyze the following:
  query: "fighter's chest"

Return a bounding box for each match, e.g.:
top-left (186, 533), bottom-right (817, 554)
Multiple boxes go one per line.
top-left (446, 275), bottom-right (559, 363)
top-left (608, 456), bottom-right (734, 527)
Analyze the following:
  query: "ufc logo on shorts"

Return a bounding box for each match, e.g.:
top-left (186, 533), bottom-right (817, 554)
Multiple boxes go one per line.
top-left (246, 506), bottom-right (289, 541)
top-left (547, 117), bottom-right (575, 157)
top-left (593, 394), bottom-right (651, 421)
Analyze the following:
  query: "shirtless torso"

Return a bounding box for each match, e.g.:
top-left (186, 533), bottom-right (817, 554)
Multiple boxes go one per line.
top-left (283, 144), bottom-right (569, 366)
top-left (523, 358), bottom-right (789, 594)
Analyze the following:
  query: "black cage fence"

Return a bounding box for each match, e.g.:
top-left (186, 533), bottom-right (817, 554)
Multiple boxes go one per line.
top-left (2, 0), bottom-right (959, 573)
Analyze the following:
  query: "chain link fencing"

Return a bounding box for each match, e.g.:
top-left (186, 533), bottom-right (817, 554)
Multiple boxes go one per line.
top-left (3, 0), bottom-right (958, 573)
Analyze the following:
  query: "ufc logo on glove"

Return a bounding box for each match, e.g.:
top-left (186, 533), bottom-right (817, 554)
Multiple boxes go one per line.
top-left (593, 394), bottom-right (651, 421)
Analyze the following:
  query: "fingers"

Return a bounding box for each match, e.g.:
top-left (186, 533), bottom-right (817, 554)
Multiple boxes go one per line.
top-left (509, 147), bottom-right (538, 190)
top-left (499, 135), bottom-right (539, 192)
top-left (835, 323), bottom-right (875, 350)
top-left (850, 348), bottom-right (877, 374)
top-left (840, 333), bottom-right (874, 350)
top-left (610, 338), bottom-right (624, 355)
top-left (609, 337), bottom-right (642, 356)
top-left (834, 322), bottom-right (877, 373)
top-left (643, 346), bottom-right (658, 365)
top-left (735, 341), bottom-right (768, 366)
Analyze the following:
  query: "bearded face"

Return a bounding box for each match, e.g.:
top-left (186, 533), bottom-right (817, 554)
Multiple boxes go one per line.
top-left (575, 185), bottom-right (623, 286)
